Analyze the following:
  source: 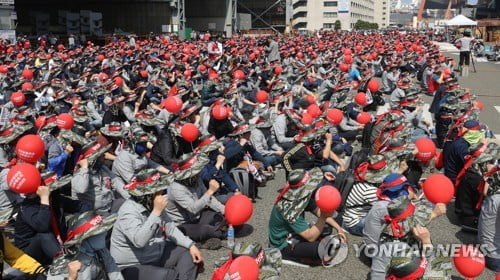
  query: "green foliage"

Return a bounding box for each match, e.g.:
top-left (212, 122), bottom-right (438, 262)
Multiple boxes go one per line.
top-left (334, 20), bottom-right (341, 31)
top-left (354, 20), bottom-right (379, 30)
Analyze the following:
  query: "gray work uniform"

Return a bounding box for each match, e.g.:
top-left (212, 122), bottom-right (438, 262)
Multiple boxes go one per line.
top-left (166, 181), bottom-right (225, 225)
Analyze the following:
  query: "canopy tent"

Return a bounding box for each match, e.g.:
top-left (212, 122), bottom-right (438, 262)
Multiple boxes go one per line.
top-left (446, 15), bottom-right (477, 26)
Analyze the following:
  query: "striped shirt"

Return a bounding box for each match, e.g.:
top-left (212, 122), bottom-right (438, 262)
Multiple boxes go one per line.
top-left (342, 182), bottom-right (378, 228)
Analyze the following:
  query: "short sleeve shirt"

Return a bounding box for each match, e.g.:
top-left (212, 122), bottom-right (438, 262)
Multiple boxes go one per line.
top-left (268, 199), bottom-right (316, 250)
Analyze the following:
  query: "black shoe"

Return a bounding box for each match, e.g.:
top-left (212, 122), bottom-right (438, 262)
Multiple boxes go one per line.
top-left (461, 217), bottom-right (478, 233)
top-left (461, 224), bottom-right (478, 233)
top-left (199, 238), bottom-right (222, 250)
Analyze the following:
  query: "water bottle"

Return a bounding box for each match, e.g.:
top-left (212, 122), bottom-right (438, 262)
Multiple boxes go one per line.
top-left (227, 225), bottom-right (235, 248)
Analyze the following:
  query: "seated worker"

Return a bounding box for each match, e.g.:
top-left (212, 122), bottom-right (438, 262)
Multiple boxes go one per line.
top-left (110, 172), bottom-right (202, 280)
top-left (71, 142), bottom-right (121, 214)
top-left (362, 174), bottom-right (420, 264)
top-left (369, 196), bottom-right (446, 280)
top-left (167, 153), bottom-right (227, 245)
top-left (0, 207), bottom-right (46, 278)
top-left (200, 142), bottom-right (240, 204)
top-left (47, 212), bottom-right (123, 280)
top-left (283, 125), bottom-right (345, 176)
top-left (443, 119), bottom-right (485, 184)
top-left (268, 168), bottom-right (347, 267)
top-left (478, 152), bottom-right (500, 272)
top-left (14, 185), bottom-right (62, 266)
top-left (112, 126), bottom-right (171, 198)
top-left (344, 155), bottom-right (401, 236)
top-left (250, 113), bottom-right (285, 169)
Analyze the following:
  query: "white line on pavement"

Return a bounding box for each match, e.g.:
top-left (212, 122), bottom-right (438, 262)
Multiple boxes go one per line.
top-left (495, 106), bottom-right (500, 114)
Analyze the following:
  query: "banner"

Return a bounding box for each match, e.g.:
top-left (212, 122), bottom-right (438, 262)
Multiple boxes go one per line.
top-left (0, 0), bottom-right (14, 6)
top-left (339, 0), bottom-right (350, 13)
top-left (0, 29), bottom-right (16, 43)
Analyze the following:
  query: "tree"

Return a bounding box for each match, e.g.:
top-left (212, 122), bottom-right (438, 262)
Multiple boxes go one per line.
top-left (354, 20), bottom-right (379, 30)
top-left (334, 20), bottom-right (341, 31)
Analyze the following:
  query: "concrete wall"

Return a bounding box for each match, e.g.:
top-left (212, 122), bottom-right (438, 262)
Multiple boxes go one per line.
top-left (185, 0), bottom-right (227, 32)
top-left (187, 17), bottom-right (225, 32)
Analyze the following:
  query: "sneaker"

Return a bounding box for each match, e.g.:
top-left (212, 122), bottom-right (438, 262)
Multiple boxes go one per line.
top-left (461, 224), bottom-right (478, 233)
top-left (262, 171), bottom-right (275, 180)
top-left (282, 259), bottom-right (311, 268)
top-left (461, 217), bottom-right (478, 233)
top-left (199, 238), bottom-right (222, 250)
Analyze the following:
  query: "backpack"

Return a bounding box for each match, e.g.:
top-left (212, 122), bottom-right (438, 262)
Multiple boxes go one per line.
top-left (332, 171), bottom-right (356, 213)
top-left (361, 122), bottom-right (375, 149)
top-left (348, 147), bottom-right (371, 171)
top-left (212, 253), bottom-right (234, 280)
top-left (230, 168), bottom-right (257, 200)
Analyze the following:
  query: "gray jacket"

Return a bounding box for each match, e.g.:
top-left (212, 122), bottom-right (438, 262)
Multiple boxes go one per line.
top-left (250, 128), bottom-right (281, 157)
top-left (71, 165), bottom-right (122, 213)
top-left (110, 199), bottom-right (194, 267)
top-left (272, 114), bottom-right (294, 145)
top-left (112, 149), bottom-right (160, 183)
top-left (48, 249), bottom-right (123, 280)
top-left (389, 88), bottom-right (405, 109)
top-left (382, 71), bottom-right (398, 92)
top-left (122, 105), bottom-right (136, 122)
top-left (267, 40), bottom-right (280, 62)
top-left (86, 100), bottom-right (102, 123)
top-left (370, 241), bottom-right (410, 280)
top-left (166, 181), bottom-right (225, 225)
top-left (362, 200), bottom-right (389, 246)
top-left (0, 168), bottom-right (22, 210)
top-left (478, 194), bottom-right (500, 259)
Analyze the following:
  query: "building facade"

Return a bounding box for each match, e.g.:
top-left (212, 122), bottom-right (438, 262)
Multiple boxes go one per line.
top-left (374, 0), bottom-right (391, 28)
top-left (292, 0), bottom-right (388, 31)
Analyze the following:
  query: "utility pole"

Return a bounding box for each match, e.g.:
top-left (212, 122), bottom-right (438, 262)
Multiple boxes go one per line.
top-left (224, 0), bottom-right (238, 37)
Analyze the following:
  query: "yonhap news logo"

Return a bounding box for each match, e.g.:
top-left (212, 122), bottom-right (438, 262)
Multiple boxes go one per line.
top-left (350, 243), bottom-right (492, 259)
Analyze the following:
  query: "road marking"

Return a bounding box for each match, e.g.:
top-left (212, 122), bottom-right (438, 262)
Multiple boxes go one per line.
top-left (495, 106), bottom-right (500, 114)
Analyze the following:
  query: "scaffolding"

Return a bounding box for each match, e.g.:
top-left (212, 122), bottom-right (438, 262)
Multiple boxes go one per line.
top-left (237, 0), bottom-right (289, 33)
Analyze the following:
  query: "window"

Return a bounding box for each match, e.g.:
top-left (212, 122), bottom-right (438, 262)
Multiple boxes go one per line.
top-left (324, 1), bottom-right (338, 6)
top-left (293, 12), bottom-right (307, 19)
top-left (323, 23), bottom-right (335, 28)
top-left (323, 12), bottom-right (337, 18)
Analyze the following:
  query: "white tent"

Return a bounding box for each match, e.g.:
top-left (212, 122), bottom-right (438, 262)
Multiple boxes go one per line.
top-left (446, 15), bottom-right (477, 26)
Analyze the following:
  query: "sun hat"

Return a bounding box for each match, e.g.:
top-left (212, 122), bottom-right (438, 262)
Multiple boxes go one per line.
top-left (275, 168), bottom-right (323, 224)
top-left (172, 152), bottom-right (210, 181)
top-left (381, 196), bottom-right (433, 240)
top-left (376, 174), bottom-right (420, 201)
top-left (125, 168), bottom-right (175, 197)
top-left (354, 154), bottom-right (398, 184)
top-left (100, 122), bottom-right (129, 138)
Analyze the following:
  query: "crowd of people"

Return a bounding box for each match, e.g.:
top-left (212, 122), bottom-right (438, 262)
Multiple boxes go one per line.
top-left (0, 28), bottom-right (497, 280)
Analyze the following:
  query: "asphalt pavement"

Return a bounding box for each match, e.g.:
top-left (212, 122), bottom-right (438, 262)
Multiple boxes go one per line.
top-left (198, 43), bottom-right (499, 280)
